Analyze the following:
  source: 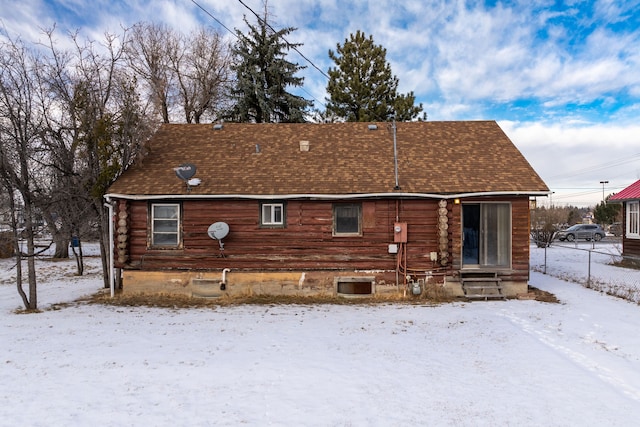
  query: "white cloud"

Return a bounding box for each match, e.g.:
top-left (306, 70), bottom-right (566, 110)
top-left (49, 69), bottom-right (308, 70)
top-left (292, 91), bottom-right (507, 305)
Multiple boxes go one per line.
top-left (4, 0), bottom-right (640, 205)
top-left (501, 120), bottom-right (640, 206)
top-left (0, 1), bottom-right (57, 42)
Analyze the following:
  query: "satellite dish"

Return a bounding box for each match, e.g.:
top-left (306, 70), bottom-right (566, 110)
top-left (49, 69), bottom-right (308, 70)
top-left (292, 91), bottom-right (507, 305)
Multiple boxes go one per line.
top-left (208, 222), bottom-right (229, 240)
top-left (174, 163), bottom-right (197, 180)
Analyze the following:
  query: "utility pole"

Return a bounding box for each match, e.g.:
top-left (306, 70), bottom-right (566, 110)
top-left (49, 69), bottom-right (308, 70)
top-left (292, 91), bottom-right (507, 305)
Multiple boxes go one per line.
top-left (599, 180), bottom-right (609, 203)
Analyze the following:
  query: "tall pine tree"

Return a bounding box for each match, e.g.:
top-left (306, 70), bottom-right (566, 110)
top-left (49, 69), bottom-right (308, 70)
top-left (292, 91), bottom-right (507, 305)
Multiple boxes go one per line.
top-left (594, 196), bottom-right (621, 226)
top-left (227, 13), bottom-right (312, 123)
top-left (326, 31), bottom-right (423, 122)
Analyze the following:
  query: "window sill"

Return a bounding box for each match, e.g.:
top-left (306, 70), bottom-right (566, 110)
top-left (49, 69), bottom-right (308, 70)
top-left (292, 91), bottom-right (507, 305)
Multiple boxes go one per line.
top-left (147, 246), bottom-right (183, 251)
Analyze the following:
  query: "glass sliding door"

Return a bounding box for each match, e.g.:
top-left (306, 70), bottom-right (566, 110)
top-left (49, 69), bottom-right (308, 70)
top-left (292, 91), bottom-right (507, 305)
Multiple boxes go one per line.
top-left (463, 204), bottom-right (480, 265)
top-left (462, 203), bottom-right (511, 267)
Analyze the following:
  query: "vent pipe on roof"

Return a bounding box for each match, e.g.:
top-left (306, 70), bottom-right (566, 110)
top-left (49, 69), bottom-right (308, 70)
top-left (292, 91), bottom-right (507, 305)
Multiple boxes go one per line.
top-left (213, 123), bottom-right (223, 130)
top-left (368, 124), bottom-right (378, 130)
top-left (392, 119), bottom-right (400, 190)
top-left (299, 140), bottom-right (310, 151)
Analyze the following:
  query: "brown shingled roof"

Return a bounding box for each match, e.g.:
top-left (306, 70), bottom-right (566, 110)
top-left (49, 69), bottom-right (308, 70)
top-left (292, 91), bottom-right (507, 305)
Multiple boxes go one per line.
top-left (106, 121), bottom-right (549, 197)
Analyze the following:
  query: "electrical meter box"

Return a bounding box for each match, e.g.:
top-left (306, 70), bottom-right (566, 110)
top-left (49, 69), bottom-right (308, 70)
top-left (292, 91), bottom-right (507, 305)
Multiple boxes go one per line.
top-left (393, 222), bottom-right (407, 243)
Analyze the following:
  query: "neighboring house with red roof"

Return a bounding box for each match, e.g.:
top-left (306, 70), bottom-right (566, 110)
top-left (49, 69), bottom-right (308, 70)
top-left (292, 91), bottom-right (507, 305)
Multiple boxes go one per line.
top-left (105, 121), bottom-right (549, 299)
top-left (609, 179), bottom-right (640, 262)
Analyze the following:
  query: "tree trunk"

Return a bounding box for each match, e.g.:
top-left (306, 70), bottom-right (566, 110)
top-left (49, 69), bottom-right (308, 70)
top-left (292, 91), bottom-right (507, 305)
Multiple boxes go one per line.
top-left (70, 239), bottom-right (84, 276)
top-left (22, 200), bottom-right (38, 310)
top-left (53, 235), bottom-right (70, 259)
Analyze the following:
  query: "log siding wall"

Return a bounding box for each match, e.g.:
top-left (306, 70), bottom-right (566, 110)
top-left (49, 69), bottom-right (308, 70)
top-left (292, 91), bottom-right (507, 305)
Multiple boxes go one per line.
top-left (120, 199), bottom-right (446, 273)
top-left (115, 195), bottom-right (532, 285)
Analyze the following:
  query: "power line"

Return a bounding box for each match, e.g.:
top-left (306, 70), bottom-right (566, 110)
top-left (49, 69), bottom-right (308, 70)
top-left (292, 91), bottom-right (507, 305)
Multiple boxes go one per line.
top-left (189, 0), bottom-right (238, 39)
top-left (236, 0), bottom-right (330, 81)
top-left (191, 0), bottom-right (330, 80)
top-left (190, 0), bottom-right (327, 108)
top-left (546, 151), bottom-right (640, 181)
top-left (552, 189), bottom-right (601, 200)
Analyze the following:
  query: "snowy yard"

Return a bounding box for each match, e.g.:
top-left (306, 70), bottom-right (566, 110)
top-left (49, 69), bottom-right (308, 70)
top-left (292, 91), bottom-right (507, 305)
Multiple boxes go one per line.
top-left (1, 244), bottom-right (640, 426)
top-left (531, 239), bottom-right (640, 303)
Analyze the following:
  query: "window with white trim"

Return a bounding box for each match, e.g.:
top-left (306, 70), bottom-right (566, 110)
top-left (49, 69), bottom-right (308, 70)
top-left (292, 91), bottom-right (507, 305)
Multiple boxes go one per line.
top-left (260, 203), bottom-right (285, 226)
top-left (151, 203), bottom-right (180, 247)
top-left (627, 201), bottom-right (639, 238)
top-left (333, 203), bottom-right (362, 236)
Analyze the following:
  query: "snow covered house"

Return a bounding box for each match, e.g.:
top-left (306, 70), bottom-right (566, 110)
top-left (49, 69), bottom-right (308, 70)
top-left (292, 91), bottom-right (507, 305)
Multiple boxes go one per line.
top-left (104, 121), bottom-right (549, 299)
top-left (609, 179), bottom-right (640, 262)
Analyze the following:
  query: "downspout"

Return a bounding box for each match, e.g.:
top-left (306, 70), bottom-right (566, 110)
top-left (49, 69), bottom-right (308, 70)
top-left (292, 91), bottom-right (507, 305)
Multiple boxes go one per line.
top-left (221, 268), bottom-right (231, 290)
top-left (395, 200), bottom-right (400, 289)
top-left (104, 197), bottom-right (115, 298)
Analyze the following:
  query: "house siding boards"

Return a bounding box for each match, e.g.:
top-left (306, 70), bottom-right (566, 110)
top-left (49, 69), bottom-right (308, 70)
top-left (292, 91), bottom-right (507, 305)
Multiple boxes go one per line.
top-left (114, 195), bottom-right (532, 297)
top-left (610, 180), bottom-right (640, 260)
top-left (623, 238), bottom-right (640, 258)
top-left (119, 198), bottom-right (443, 272)
top-left (620, 211), bottom-right (640, 259)
top-left (107, 121), bottom-right (548, 297)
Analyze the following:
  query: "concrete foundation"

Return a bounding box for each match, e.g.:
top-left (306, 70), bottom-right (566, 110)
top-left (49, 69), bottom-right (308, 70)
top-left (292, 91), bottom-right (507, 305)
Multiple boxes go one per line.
top-left (122, 270), bottom-right (403, 298)
top-left (120, 270), bottom-right (528, 299)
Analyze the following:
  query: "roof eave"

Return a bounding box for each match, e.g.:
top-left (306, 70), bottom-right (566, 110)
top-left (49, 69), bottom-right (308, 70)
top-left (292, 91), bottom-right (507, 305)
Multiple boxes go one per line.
top-left (105, 190), bottom-right (551, 201)
top-left (608, 198), bottom-right (638, 203)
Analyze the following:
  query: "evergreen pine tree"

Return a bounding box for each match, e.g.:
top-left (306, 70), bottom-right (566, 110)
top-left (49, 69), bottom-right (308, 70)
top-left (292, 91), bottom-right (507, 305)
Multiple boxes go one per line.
top-left (326, 31), bottom-right (423, 122)
top-left (227, 15), bottom-right (312, 123)
top-left (593, 197), bottom-right (621, 225)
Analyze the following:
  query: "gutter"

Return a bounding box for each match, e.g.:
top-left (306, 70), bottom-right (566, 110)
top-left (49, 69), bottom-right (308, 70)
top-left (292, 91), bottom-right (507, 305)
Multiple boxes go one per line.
top-left (104, 191), bottom-right (551, 201)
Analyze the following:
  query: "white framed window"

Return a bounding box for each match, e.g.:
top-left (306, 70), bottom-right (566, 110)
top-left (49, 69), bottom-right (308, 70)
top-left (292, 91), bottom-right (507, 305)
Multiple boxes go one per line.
top-left (260, 203), bottom-right (285, 226)
top-left (627, 201), bottom-right (639, 238)
top-left (333, 203), bottom-right (362, 236)
top-left (151, 203), bottom-right (180, 247)
top-left (462, 203), bottom-right (511, 267)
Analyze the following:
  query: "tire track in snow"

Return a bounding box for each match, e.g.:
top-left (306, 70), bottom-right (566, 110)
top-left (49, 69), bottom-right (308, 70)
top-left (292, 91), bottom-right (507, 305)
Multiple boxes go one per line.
top-left (499, 310), bottom-right (640, 403)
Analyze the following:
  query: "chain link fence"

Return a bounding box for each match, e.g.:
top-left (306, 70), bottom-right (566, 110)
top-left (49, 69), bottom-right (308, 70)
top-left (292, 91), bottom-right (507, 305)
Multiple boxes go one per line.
top-left (531, 240), bottom-right (640, 304)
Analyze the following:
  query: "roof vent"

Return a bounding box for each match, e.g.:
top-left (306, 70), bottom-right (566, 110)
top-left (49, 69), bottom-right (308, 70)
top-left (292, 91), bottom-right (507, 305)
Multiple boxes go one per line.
top-left (368, 124), bottom-right (378, 130)
top-left (213, 123), bottom-right (223, 130)
top-left (299, 140), bottom-right (310, 152)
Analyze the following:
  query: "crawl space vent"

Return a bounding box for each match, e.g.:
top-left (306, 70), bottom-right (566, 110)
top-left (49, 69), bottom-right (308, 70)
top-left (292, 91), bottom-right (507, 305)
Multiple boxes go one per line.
top-left (335, 276), bottom-right (375, 297)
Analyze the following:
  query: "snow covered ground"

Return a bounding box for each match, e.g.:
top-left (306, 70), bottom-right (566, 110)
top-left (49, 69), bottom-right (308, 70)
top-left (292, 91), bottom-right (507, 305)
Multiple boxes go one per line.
top-left (1, 242), bottom-right (640, 426)
top-left (531, 239), bottom-right (640, 303)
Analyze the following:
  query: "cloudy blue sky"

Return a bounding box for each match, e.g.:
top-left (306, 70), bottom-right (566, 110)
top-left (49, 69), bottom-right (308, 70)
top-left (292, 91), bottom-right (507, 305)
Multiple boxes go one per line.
top-left (2, 0), bottom-right (639, 207)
